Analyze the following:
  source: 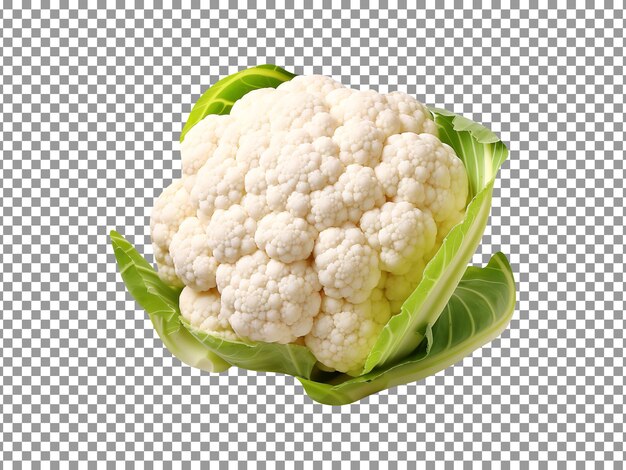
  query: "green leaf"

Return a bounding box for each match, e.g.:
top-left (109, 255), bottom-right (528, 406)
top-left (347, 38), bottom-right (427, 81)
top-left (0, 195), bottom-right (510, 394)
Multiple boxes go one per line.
top-left (432, 109), bottom-right (509, 197)
top-left (362, 109), bottom-right (510, 373)
top-left (182, 319), bottom-right (318, 379)
top-left (428, 107), bottom-right (501, 144)
top-left (110, 230), bottom-right (231, 372)
top-left (298, 252), bottom-right (516, 406)
top-left (180, 64), bottom-right (296, 142)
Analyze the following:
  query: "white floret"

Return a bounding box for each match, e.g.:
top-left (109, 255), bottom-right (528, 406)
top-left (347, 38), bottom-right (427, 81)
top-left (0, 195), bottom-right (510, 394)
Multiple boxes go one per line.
top-left (314, 225), bottom-right (381, 303)
top-left (285, 191), bottom-right (311, 219)
top-left (305, 290), bottom-right (391, 374)
top-left (169, 217), bottom-right (218, 291)
top-left (360, 201), bottom-right (437, 275)
top-left (210, 124), bottom-right (240, 162)
top-left (241, 166), bottom-right (270, 220)
top-left (255, 212), bottom-right (317, 263)
top-left (303, 112), bottom-right (339, 139)
top-left (336, 164), bottom-right (386, 223)
top-left (308, 185), bottom-right (349, 231)
top-left (324, 87), bottom-right (356, 108)
top-left (218, 251), bottom-right (322, 344)
top-left (179, 286), bottom-right (238, 340)
top-left (375, 132), bottom-right (468, 226)
top-left (265, 136), bottom-right (343, 214)
top-left (244, 131), bottom-right (327, 221)
top-left (180, 114), bottom-right (233, 176)
top-left (241, 193), bottom-right (270, 221)
top-left (277, 74), bottom-right (343, 96)
top-left (150, 179), bottom-right (196, 287)
top-left (206, 204), bottom-right (257, 264)
top-left (190, 157), bottom-right (246, 223)
top-left (235, 130), bottom-right (271, 172)
top-left (307, 162), bottom-right (385, 231)
top-left (270, 92), bottom-right (329, 132)
top-left (259, 128), bottom-right (316, 169)
top-left (332, 119), bottom-right (386, 167)
top-left (330, 89), bottom-right (402, 137)
top-left (385, 91), bottom-right (438, 135)
top-left (229, 87), bottom-right (275, 133)
top-left (215, 262), bottom-right (236, 294)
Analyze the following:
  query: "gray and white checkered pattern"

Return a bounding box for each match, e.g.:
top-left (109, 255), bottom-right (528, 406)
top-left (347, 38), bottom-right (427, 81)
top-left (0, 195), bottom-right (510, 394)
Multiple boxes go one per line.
top-left (1, 2), bottom-right (624, 467)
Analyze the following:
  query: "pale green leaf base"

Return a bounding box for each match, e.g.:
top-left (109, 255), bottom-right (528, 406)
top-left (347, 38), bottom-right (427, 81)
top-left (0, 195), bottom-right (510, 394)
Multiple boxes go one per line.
top-left (183, 319), bottom-right (318, 379)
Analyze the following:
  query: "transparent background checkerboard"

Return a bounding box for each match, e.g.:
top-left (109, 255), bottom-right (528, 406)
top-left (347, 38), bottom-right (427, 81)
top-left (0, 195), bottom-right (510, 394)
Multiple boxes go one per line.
top-left (1, 2), bottom-right (624, 467)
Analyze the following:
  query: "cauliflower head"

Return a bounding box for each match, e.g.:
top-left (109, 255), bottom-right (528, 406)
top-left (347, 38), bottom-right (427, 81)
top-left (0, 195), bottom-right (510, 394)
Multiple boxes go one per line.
top-left (151, 74), bottom-right (469, 373)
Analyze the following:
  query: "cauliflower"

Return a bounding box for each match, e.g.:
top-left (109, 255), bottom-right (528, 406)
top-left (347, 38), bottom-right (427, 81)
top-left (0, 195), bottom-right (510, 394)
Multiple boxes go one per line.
top-left (150, 73), bottom-right (469, 373)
